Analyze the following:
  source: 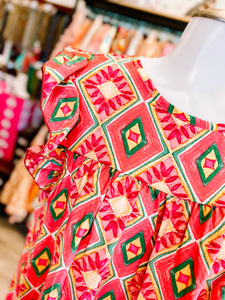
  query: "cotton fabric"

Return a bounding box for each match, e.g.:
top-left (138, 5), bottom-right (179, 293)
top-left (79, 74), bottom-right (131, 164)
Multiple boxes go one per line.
top-left (6, 48), bottom-right (225, 300)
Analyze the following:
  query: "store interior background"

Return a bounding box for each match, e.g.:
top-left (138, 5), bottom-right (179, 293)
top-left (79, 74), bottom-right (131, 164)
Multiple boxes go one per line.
top-left (0, 0), bottom-right (225, 296)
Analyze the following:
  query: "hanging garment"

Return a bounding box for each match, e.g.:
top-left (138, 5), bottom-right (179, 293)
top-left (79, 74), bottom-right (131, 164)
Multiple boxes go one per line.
top-left (0, 93), bottom-right (24, 162)
top-left (36, 8), bottom-right (56, 50)
top-left (88, 23), bottom-right (113, 53)
top-left (137, 30), bottom-right (160, 58)
top-left (110, 26), bottom-right (136, 54)
top-left (1, 125), bottom-right (48, 224)
top-left (51, 0), bottom-right (88, 58)
top-left (6, 48), bottom-right (225, 300)
top-left (3, 2), bottom-right (30, 46)
top-left (21, 3), bottom-right (40, 51)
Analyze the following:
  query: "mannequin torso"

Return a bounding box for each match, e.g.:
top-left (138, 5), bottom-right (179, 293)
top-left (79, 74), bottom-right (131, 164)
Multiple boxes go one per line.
top-left (140, 14), bottom-right (225, 124)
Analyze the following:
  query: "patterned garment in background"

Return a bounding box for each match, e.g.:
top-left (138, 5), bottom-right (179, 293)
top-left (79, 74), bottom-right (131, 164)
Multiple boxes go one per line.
top-left (6, 48), bottom-right (225, 300)
top-left (0, 93), bottom-right (24, 161)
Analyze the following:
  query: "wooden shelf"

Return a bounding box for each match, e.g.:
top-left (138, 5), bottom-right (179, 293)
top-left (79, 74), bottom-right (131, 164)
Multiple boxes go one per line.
top-left (86, 0), bottom-right (190, 31)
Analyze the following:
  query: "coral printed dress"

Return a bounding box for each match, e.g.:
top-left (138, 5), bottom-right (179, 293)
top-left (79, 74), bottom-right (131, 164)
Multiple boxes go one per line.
top-left (6, 48), bottom-right (225, 300)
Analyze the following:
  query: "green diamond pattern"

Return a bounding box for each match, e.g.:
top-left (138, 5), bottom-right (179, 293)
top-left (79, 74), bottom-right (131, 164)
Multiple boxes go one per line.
top-left (52, 54), bottom-right (86, 66)
top-left (149, 186), bottom-right (160, 201)
top-left (42, 282), bottom-right (61, 300)
top-left (122, 231), bottom-right (146, 266)
top-left (50, 188), bottom-right (68, 221)
top-left (109, 168), bottom-right (117, 179)
top-left (47, 170), bottom-right (59, 180)
top-left (50, 97), bottom-right (78, 122)
top-left (221, 286), bottom-right (225, 299)
top-left (199, 205), bottom-right (215, 224)
top-left (52, 54), bottom-right (72, 65)
top-left (65, 55), bottom-right (86, 66)
top-left (73, 153), bottom-right (80, 161)
top-left (170, 257), bottom-right (196, 299)
top-left (196, 143), bottom-right (224, 186)
top-left (71, 212), bottom-right (93, 253)
top-left (31, 247), bottom-right (51, 278)
top-left (98, 290), bottom-right (115, 300)
top-left (121, 117), bottom-right (147, 158)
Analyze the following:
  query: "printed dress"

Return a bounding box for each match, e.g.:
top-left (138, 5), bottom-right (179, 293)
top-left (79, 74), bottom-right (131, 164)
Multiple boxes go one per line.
top-left (6, 48), bottom-right (225, 300)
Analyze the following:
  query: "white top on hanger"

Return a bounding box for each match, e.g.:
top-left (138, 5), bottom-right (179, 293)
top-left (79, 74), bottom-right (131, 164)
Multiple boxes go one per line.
top-left (140, 9), bottom-right (225, 124)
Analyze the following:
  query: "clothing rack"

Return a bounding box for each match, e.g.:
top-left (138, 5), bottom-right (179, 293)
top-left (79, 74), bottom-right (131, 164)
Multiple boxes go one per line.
top-left (85, 0), bottom-right (190, 31)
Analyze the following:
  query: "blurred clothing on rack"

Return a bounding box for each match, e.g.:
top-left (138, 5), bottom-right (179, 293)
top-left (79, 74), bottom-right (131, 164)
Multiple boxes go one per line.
top-left (0, 125), bottom-right (48, 224)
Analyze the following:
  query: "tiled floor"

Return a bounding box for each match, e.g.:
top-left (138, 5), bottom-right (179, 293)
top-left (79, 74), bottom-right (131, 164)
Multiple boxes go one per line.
top-left (0, 216), bottom-right (26, 299)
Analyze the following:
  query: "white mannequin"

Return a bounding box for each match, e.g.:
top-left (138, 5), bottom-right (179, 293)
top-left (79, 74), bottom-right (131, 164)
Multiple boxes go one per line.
top-left (140, 10), bottom-right (225, 124)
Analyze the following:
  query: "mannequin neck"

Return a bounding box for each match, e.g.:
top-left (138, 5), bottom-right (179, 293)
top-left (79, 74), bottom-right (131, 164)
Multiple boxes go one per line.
top-left (140, 16), bottom-right (225, 124)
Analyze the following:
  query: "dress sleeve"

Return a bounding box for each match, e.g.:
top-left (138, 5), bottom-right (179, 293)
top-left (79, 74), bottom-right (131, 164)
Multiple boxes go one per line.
top-left (25, 47), bottom-right (89, 191)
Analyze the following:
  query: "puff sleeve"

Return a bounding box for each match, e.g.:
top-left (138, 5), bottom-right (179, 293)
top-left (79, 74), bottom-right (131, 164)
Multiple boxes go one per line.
top-left (25, 47), bottom-right (89, 191)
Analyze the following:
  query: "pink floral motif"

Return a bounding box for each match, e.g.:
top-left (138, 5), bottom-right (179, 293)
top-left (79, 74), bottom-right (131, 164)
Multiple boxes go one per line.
top-left (208, 235), bottom-right (225, 274)
top-left (152, 198), bottom-right (188, 254)
top-left (15, 261), bottom-right (30, 297)
top-left (71, 159), bottom-right (99, 201)
top-left (99, 177), bottom-right (140, 241)
top-left (197, 289), bottom-right (208, 300)
top-left (71, 249), bottom-right (111, 299)
top-left (75, 129), bottom-right (111, 165)
top-left (41, 73), bottom-right (58, 101)
top-left (24, 227), bottom-right (33, 249)
top-left (33, 210), bottom-right (45, 246)
top-left (84, 64), bottom-right (135, 121)
top-left (51, 227), bottom-right (65, 267)
top-left (136, 157), bottom-right (188, 199)
top-left (127, 269), bottom-right (158, 300)
top-left (135, 59), bottom-right (155, 93)
top-left (217, 123), bottom-right (225, 133)
top-left (24, 203), bottom-right (46, 249)
top-left (111, 53), bottom-right (127, 60)
top-left (154, 98), bottom-right (202, 149)
top-left (214, 194), bottom-right (225, 207)
top-left (8, 274), bottom-right (16, 291)
top-left (25, 141), bottom-right (67, 192)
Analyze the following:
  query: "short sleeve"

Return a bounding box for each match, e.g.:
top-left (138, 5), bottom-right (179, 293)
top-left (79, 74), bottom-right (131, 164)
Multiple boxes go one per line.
top-left (25, 47), bottom-right (89, 191)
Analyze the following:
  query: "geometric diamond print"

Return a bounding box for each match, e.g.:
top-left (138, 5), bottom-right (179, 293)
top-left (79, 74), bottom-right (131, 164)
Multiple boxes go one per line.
top-left (99, 81), bottom-right (120, 100)
top-left (137, 67), bottom-right (150, 81)
top-left (49, 97), bottom-right (79, 122)
top-left (149, 186), bottom-right (160, 201)
top-left (42, 282), bottom-right (61, 300)
top-left (199, 205), bottom-right (215, 224)
top-left (121, 117), bottom-right (147, 158)
top-left (71, 212), bottom-right (93, 253)
top-left (221, 286), bottom-right (225, 299)
top-left (52, 54), bottom-right (86, 67)
top-left (98, 290), bottom-right (115, 300)
top-left (82, 269), bottom-right (101, 290)
top-left (65, 55), bottom-right (86, 67)
top-left (17, 264), bottom-right (31, 298)
top-left (47, 170), bottom-right (60, 180)
top-left (50, 188), bottom-right (68, 221)
top-left (196, 143), bottom-right (224, 186)
top-left (31, 247), bottom-right (52, 277)
top-left (173, 112), bottom-right (189, 127)
top-left (109, 195), bottom-right (132, 218)
top-left (170, 257), bottom-right (196, 299)
top-left (121, 231), bottom-right (146, 265)
top-left (52, 54), bottom-right (71, 65)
